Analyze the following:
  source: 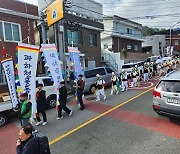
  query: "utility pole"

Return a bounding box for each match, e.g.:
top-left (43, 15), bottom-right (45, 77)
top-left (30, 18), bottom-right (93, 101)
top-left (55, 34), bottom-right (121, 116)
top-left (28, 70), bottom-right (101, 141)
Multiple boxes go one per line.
top-left (41, 11), bottom-right (47, 44)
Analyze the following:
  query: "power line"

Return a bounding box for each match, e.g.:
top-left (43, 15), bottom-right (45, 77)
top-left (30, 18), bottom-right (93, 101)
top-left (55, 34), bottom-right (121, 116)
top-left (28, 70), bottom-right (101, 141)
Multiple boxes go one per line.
top-left (80, 1), bottom-right (178, 8)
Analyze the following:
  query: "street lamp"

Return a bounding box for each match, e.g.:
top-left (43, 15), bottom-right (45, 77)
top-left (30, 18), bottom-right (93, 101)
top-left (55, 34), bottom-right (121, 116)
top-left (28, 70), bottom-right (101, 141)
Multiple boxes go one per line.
top-left (169, 21), bottom-right (180, 55)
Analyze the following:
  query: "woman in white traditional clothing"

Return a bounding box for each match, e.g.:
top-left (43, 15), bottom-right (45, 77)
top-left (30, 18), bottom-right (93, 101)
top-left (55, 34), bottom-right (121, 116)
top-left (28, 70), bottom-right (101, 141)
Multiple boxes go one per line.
top-left (95, 74), bottom-right (106, 101)
top-left (121, 70), bottom-right (128, 92)
top-left (110, 72), bottom-right (119, 95)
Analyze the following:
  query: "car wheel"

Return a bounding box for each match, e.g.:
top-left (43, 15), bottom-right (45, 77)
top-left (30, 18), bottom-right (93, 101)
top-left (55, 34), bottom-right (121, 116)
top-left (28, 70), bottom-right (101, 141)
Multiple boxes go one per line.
top-left (89, 85), bottom-right (96, 94)
top-left (0, 114), bottom-right (7, 127)
top-left (47, 96), bottom-right (57, 109)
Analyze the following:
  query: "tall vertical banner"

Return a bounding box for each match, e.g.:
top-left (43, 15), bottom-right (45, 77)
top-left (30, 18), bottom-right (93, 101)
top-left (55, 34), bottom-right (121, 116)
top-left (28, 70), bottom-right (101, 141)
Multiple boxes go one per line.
top-left (1, 57), bottom-right (18, 108)
top-left (68, 47), bottom-right (83, 80)
top-left (41, 44), bottom-right (63, 88)
top-left (17, 43), bottom-right (39, 117)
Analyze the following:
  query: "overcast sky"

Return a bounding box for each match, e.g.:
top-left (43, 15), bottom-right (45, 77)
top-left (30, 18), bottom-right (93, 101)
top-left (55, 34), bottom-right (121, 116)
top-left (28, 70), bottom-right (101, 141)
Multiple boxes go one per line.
top-left (20, 0), bottom-right (180, 29)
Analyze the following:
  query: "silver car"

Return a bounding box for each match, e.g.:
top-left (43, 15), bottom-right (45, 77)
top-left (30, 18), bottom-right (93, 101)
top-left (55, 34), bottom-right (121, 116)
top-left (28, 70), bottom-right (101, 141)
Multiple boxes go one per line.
top-left (153, 70), bottom-right (180, 118)
top-left (83, 67), bottom-right (114, 93)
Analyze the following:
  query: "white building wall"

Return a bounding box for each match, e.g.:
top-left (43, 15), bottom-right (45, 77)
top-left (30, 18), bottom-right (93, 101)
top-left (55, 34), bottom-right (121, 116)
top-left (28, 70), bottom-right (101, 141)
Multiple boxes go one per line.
top-left (101, 37), bottom-right (112, 51)
top-left (142, 35), bottom-right (165, 56)
top-left (112, 21), bottom-right (142, 39)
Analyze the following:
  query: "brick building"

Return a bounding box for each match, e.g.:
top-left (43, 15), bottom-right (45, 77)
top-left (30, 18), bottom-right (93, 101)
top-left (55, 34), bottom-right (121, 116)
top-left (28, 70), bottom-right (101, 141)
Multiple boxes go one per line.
top-left (166, 35), bottom-right (180, 54)
top-left (0, 0), bottom-right (38, 87)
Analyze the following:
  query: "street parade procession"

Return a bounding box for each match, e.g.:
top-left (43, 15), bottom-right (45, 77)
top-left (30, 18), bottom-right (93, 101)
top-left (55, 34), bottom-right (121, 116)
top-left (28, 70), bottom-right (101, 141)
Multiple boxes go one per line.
top-left (1, 0), bottom-right (180, 153)
top-left (0, 41), bottom-right (179, 127)
top-left (0, 39), bottom-right (180, 154)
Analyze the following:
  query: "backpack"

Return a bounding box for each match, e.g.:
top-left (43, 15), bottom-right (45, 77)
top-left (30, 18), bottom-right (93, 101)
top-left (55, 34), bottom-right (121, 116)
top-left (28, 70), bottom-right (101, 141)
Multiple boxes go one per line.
top-left (36, 135), bottom-right (51, 154)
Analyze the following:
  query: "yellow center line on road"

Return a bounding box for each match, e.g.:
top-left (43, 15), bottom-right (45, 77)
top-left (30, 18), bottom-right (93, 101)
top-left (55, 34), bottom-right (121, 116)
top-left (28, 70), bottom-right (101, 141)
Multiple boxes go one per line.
top-left (49, 87), bottom-right (155, 145)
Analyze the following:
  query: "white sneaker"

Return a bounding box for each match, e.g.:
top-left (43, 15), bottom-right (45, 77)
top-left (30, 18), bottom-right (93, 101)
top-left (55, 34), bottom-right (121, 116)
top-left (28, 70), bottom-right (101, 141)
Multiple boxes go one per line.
top-left (116, 92), bottom-right (119, 94)
top-left (36, 121), bottom-right (43, 126)
top-left (96, 99), bottom-right (100, 102)
top-left (56, 116), bottom-right (63, 120)
top-left (69, 110), bottom-right (73, 116)
top-left (42, 122), bottom-right (47, 126)
top-left (104, 96), bottom-right (107, 100)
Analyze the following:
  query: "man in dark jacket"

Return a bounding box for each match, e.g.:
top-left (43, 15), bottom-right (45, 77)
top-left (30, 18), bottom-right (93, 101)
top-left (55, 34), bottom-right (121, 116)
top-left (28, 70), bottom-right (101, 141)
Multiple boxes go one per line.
top-left (36, 84), bottom-right (47, 126)
top-left (57, 81), bottom-right (73, 120)
top-left (19, 93), bottom-right (35, 132)
top-left (76, 74), bottom-right (85, 110)
top-left (16, 126), bottom-right (39, 154)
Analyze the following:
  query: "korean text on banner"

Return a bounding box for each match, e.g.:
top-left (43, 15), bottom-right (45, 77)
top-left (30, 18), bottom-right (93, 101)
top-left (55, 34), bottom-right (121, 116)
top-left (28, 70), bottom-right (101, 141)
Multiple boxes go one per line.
top-left (17, 43), bottom-right (39, 117)
top-left (41, 44), bottom-right (63, 89)
top-left (68, 47), bottom-right (83, 80)
top-left (1, 58), bottom-right (18, 108)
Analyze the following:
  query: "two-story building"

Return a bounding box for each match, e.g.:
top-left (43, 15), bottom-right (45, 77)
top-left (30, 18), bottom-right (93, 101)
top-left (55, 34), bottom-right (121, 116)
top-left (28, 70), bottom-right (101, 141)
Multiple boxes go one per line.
top-left (101, 15), bottom-right (151, 72)
top-left (0, 0), bottom-right (38, 91)
top-left (37, 0), bottom-right (104, 70)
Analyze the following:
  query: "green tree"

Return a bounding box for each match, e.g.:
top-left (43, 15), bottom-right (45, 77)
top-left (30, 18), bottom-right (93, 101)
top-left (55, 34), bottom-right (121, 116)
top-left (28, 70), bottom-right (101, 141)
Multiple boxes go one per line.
top-left (121, 48), bottom-right (127, 58)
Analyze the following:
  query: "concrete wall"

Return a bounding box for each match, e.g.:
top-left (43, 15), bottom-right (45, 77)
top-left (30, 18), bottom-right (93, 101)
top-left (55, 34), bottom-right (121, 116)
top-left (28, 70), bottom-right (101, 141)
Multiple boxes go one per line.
top-left (101, 36), bottom-right (113, 51)
top-left (142, 35), bottom-right (165, 56)
top-left (120, 52), bottom-right (153, 61)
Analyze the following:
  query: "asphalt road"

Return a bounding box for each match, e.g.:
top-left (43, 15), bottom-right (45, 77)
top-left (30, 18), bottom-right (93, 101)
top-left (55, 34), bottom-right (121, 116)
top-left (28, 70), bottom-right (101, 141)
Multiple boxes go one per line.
top-left (1, 77), bottom-right (180, 154)
top-left (49, 89), bottom-right (180, 154)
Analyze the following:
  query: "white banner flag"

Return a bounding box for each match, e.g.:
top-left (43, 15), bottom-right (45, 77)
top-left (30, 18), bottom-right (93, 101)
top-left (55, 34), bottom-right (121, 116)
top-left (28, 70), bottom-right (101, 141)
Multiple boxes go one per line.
top-left (1, 57), bottom-right (18, 108)
top-left (17, 43), bottom-right (39, 117)
top-left (41, 44), bottom-right (63, 89)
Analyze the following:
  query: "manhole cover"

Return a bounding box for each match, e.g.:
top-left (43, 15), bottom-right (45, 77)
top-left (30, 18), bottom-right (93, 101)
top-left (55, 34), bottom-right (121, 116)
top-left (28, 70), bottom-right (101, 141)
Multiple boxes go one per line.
top-left (86, 96), bottom-right (96, 101)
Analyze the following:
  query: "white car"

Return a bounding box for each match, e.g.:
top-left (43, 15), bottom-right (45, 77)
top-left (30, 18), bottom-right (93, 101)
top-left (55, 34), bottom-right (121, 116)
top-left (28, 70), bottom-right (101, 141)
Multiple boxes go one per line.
top-left (122, 61), bottom-right (144, 78)
top-left (146, 56), bottom-right (160, 62)
top-left (0, 76), bottom-right (57, 127)
top-left (36, 76), bottom-right (57, 109)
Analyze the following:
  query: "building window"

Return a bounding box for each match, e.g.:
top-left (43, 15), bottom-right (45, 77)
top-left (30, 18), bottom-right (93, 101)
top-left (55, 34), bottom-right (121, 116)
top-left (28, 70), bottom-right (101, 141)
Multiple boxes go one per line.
top-left (127, 27), bottom-right (133, 35)
top-left (127, 45), bottom-right (131, 50)
top-left (3, 22), bottom-right (21, 42)
top-left (134, 45), bottom-right (138, 51)
top-left (0, 22), bottom-right (3, 40)
top-left (89, 33), bottom-right (97, 47)
top-left (175, 40), bottom-right (179, 46)
top-left (67, 30), bottom-right (82, 45)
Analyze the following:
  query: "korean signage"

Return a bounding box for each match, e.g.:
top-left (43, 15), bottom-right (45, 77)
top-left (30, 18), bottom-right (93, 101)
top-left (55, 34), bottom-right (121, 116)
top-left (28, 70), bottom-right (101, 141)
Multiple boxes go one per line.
top-left (68, 47), bottom-right (83, 80)
top-left (1, 57), bottom-right (18, 108)
top-left (46, 0), bottom-right (64, 27)
top-left (17, 43), bottom-right (39, 117)
top-left (41, 44), bottom-right (63, 89)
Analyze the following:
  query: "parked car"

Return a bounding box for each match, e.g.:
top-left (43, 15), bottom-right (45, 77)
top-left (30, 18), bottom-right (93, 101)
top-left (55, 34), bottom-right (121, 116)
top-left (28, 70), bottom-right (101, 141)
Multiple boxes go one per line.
top-left (146, 56), bottom-right (160, 62)
top-left (36, 76), bottom-right (57, 108)
top-left (153, 70), bottom-right (180, 118)
top-left (122, 61), bottom-right (144, 78)
top-left (82, 67), bottom-right (115, 93)
top-left (0, 98), bottom-right (17, 127)
top-left (0, 76), bottom-right (57, 127)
